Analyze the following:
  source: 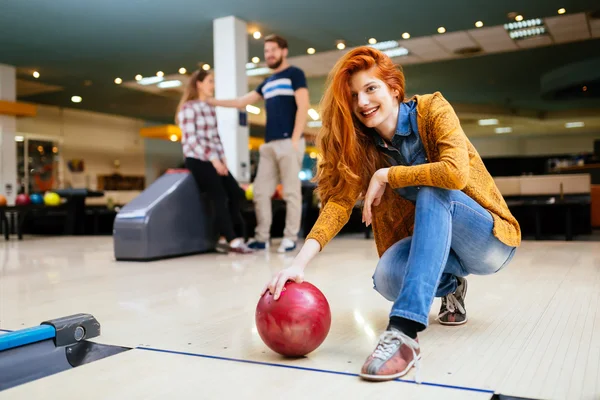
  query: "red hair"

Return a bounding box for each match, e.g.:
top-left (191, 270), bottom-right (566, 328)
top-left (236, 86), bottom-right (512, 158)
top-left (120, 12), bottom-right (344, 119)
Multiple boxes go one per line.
top-left (315, 46), bottom-right (406, 205)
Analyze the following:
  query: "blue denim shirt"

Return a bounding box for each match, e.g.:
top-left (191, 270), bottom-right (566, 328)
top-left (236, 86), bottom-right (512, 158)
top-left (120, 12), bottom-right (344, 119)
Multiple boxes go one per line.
top-left (373, 100), bottom-right (427, 202)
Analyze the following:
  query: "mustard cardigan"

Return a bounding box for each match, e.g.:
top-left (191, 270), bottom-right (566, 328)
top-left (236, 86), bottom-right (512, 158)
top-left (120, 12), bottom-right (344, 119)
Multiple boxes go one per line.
top-left (306, 92), bottom-right (521, 256)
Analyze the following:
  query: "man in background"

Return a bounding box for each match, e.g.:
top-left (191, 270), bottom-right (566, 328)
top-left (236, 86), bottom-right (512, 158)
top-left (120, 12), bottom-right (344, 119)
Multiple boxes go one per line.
top-left (208, 34), bottom-right (309, 253)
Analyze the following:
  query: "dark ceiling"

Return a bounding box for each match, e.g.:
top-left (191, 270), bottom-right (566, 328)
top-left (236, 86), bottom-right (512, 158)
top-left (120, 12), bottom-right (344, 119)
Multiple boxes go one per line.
top-left (1, 0), bottom-right (599, 123)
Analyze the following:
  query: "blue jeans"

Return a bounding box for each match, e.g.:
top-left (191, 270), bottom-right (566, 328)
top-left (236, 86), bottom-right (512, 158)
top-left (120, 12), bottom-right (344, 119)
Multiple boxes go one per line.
top-left (372, 186), bottom-right (517, 327)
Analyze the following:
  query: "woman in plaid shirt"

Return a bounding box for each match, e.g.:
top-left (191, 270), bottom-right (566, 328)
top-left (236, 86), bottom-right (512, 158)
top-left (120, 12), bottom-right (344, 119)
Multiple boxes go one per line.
top-left (176, 70), bottom-right (253, 254)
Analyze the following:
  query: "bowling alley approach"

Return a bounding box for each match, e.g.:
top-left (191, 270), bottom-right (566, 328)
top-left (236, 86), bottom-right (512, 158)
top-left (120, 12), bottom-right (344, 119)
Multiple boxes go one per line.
top-left (2, 1), bottom-right (600, 399)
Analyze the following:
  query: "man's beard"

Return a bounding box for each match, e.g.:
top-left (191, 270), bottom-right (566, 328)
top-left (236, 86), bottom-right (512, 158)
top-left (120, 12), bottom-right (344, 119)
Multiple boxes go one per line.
top-left (267, 56), bottom-right (283, 69)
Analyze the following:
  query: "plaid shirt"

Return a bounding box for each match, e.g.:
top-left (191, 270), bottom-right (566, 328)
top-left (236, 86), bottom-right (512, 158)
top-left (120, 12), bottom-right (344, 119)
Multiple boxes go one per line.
top-left (177, 101), bottom-right (225, 161)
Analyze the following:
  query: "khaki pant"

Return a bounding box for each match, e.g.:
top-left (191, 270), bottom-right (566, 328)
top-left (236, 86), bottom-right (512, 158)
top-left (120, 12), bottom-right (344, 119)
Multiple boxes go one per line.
top-left (253, 138), bottom-right (305, 242)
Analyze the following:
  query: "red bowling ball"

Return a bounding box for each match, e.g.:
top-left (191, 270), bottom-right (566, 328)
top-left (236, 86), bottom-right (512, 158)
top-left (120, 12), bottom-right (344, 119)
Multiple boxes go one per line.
top-left (255, 281), bottom-right (331, 357)
top-left (15, 194), bottom-right (30, 206)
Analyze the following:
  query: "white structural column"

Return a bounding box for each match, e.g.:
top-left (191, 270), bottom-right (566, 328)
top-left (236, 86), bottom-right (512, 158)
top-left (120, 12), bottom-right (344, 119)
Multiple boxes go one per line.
top-left (0, 64), bottom-right (17, 204)
top-left (212, 16), bottom-right (250, 183)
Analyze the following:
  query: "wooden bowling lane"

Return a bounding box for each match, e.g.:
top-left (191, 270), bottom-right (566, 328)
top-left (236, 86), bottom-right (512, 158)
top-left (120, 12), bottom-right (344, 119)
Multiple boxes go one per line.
top-left (0, 347), bottom-right (493, 399)
top-left (1, 236), bottom-right (600, 399)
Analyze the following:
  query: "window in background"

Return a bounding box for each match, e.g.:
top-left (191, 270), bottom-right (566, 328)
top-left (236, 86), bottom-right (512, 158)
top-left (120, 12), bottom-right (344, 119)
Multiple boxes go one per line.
top-left (15, 135), bottom-right (62, 194)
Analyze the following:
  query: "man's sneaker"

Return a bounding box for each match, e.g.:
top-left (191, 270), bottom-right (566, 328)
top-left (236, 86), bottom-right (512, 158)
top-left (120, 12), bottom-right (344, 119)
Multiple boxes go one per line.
top-left (229, 242), bottom-right (255, 254)
top-left (215, 238), bottom-right (229, 254)
top-left (359, 329), bottom-right (421, 382)
top-left (246, 238), bottom-right (269, 251)
top-left (277, 238), bottom-right (297, 253)
top-left (437, 276), bottom-right (468, 325)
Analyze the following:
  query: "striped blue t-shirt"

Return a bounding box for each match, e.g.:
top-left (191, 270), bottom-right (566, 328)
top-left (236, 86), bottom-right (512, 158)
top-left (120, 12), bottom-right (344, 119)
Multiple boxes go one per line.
top-left (255, 66), bottom-right (307, 142)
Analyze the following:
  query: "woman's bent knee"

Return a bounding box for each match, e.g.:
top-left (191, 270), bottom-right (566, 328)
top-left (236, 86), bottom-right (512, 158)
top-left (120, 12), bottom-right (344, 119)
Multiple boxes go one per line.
top-left (372, 237), bottom-right (412, 301)
top-left (372, 266), bottom-right (396, 302)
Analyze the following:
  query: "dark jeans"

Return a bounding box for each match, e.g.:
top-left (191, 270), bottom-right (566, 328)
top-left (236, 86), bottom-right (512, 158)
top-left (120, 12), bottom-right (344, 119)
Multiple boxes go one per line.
top-left (185, 157), bottom-right (245, 242)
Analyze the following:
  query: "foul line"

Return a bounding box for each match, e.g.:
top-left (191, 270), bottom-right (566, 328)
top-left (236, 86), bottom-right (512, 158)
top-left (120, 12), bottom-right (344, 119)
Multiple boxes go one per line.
top-left (0, 326), bottom-right (495, 395)
top-left (136, 346), bottom-right (495, 395)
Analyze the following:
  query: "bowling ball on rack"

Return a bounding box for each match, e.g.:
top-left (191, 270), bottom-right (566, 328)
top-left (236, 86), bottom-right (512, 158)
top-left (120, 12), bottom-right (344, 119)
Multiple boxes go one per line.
top-left (0, 195), bottom-right (6, 207)
top-left (29, 193), bottom-right (44, 205)
top-left (272, 184), bottom-right (284, 200)
top-left (15, 194), bottom-right (31, 206)
top-left (255, 281), bottom-right (331, 357)
top-left (245, 184), bottom-right (254, 201)
top-left (43, 192), bottom-right (61, 206)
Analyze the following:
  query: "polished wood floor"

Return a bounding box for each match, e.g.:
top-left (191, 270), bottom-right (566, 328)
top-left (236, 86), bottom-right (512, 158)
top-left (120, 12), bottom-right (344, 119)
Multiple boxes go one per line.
top-left (1, 235), bottom-right (599, 399)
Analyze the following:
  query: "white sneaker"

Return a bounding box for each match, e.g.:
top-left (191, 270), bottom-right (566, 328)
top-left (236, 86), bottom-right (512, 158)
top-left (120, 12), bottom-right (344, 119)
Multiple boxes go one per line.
top-left (277, 238), bottom-right (297, 253)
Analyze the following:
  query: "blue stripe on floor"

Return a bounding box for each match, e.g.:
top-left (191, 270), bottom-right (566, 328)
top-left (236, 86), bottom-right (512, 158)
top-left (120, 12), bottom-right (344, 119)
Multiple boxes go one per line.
top-left (136, 346), bottom-right (495, 394)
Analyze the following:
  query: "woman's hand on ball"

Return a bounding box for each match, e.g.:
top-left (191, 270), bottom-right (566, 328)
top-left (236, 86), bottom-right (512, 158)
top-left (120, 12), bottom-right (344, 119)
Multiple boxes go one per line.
top-left (262, 265), bottom-right (305, 300)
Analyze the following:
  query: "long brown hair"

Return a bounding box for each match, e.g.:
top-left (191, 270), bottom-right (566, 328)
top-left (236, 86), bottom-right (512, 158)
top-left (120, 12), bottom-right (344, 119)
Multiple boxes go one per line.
top-left (175, 69), bottom-right (210, 123)
top-left (315, 46), bottom-right (406, 205)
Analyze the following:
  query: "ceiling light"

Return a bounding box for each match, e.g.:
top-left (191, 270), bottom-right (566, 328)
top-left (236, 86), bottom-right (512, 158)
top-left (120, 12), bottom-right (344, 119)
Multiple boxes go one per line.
top-left (383, 47), bottom-right (409, 58)
top-left (71, 96), bottom-right (82, 103)
top-left (367, 40), bottom-right (410, 57)
top-left (156, 71), bottom-right (164, 77)
top-left (202, 64), bottom-right (210, 71)
top-left (135, 74), bottom-right (142, 81)
top-left (438, 27), bottom-right (446, 34)
top-left (252, 57), bottom-right (260, 63)
top-left (246, 105), bottom-right (260, 115)
top-left (15, 135), bottom-right (24, 142)
top-left (114, 77), bottom-right (122, 84)
top-left (495, 127), bottom-right (512, 134)
top-left (253, 31), bottom-right (261, 39)
top-left (558, 8), bottom-right (566, 14)
top-left (179, 67), bottom-right (187, 74)
top-left (478, 118), bottom-right (499, 126)
top-left (307, 47), bottom-right (316, 54)
top-left (515, 15), bottom-right (523, 21)
top-left (369, 40), bottom-right (399, 50)
top-left (170, 134), bottom-right (179, 142)
top-left (157, 80), bottom-right (182, 89)
top-left (505, 18), bottom-right (546, 40)
top-left (565, 122), bottom-right (584, 128)
top-left (475, 21), bottom-right (484, 28)
top-left (368, 38), bottom-right (377, 44)
top-left (505, 18), bottom-right (543, 30)
top-left (33, 71), bottom-right (40, 78)
top-left (137, 76), bottom-right (164, 85)
top-left (246, 67), bottom-right (271, 76)
top-left (402, 32), bottom-right (410, 39)
top-left (308, 108), bottom-right (319, 121)
top-left (509, 27), bottom-right (546, 39)
top-left (337, 42), bottom-right (346, 50)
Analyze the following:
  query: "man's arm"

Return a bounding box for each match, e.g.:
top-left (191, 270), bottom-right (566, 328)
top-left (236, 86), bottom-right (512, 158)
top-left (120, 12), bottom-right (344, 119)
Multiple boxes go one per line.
top-left (207, 91), bottom-right (261, 109)
top-left (292, 87), bottom-right (310, 144)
